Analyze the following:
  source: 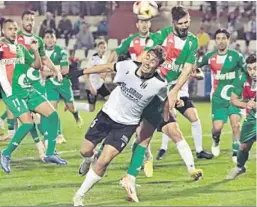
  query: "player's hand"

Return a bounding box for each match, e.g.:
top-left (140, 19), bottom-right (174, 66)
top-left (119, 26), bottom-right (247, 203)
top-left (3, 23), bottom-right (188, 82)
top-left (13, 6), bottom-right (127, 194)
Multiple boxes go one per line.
top-left (89, 87), bottom-right (97, 96)
top-left (30, 40), bottom-right (39, 51)
top-left (53, 70), bottom-right (63, 82)
top-left (246, 100), bottom-right (256, 109)
top-left (192, 68), bottom-right (204, 80)
top-left (167, 89), bottom-right (179, 109)
top-left (176, 99), bottom-right (184, 108)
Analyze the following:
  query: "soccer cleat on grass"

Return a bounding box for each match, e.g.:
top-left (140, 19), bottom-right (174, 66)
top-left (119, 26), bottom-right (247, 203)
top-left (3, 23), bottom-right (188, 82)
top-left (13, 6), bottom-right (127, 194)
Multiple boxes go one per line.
top-left (78, 157), bottom-right (92, 176)
top-left (232, 152), bottom-right (237, 163)
top-left (144, 160), bottom-right (153, 177)
top-left (211, 141), bottom-right (220, 157)
top-left (156, 149), bottom-right (166, 160)
top-left (36, 141), bottom-right (46, 161)
top-left (196, 150), bottom-right (214, 159)
top-left (56, 134), bottom-right (67, 144)
top-left (73, 194), bottom-right (84, 206)
top-left (76, 116), bottom-right (83, 128)
top-left (120, 176), bottom-right (139, 203)
top-left (225, 167), bottom-right (246, 180)
top-left (43, 155), bottom-right (67, 165)
top-left (0, 151), bottom-right (11, 174)
top-left (190, 169), bottom-right (203, 181)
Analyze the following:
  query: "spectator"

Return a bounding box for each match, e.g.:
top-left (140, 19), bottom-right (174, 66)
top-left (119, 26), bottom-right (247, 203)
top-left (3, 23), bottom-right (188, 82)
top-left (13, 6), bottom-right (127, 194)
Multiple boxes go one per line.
top-left (74, 22), bottom-right (94, 55)
top-left (73, 14), bottom-right (86, 35)
top-left (196, 27), bottom-right (210, 52)
top-left (234, 43), bottom-right (242, 53)
top-left (210, 17), bottom-right (221, 38)
top-left (248, 15), bottom-right (256, 40)
top-left (58, 14), bottom-right (73, 47)
top-left (39, 12), bottom-right (57, 38)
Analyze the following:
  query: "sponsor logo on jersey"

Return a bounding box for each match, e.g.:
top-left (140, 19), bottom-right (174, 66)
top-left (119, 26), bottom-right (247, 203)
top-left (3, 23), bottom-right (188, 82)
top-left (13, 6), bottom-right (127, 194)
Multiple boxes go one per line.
top-left (0, 57), bottom-right (24, 65)
top-left (120, 82), bottom-right (143, 103)
top-left (214, 71), bottom-right (236, 80)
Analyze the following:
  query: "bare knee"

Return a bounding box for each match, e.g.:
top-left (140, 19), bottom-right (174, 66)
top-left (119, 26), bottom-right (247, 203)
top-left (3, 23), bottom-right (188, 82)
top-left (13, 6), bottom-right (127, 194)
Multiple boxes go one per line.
top-left (162, 122), bottom-right (183, 143)
top-left (80, 139), bottom-right (95, 157)
top-left (231, 122), bottom-right (241, 133)
top-left (213, 121), bottom-right (224, 134)
top-left (239, 143), bottom-right (248, 152)
top-left (89, 104), bottom-right (95, 112)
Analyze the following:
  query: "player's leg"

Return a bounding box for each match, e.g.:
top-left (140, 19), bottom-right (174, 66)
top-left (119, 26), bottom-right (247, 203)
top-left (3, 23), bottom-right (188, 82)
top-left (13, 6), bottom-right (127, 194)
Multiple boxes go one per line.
top-left (0, 110), bottom-right (7, 133)
top-left (27, 90), bottom-right (66, 164)
top-left (0, 109), bottom-right (17, 141)
top-left (180, 99), bottom-right (213, 159)
top-left (228, 105), bottom-right (241, 162)
top-left (226, 119), bottom-right (256, 179)
top-left (161, 117), bottom-right (203, 181)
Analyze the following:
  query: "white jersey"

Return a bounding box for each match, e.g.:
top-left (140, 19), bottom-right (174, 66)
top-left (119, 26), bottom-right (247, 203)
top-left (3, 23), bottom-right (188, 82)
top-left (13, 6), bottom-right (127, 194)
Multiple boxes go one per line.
top-left (102, 60), bottom-right (168, 125)
top-left (179, 81), bottom-right (189, 97)
top-left (87, 53), bottom-right (106, 90)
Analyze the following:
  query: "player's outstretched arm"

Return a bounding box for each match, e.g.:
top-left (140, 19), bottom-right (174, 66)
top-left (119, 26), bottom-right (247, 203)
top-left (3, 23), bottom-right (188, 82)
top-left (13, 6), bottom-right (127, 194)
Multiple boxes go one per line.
top-left (24, 42), bottom-right (41, 69)
top-left (41, 56), bottom-right (63, 82)
top-left (83, 63), bottom-right (115, 75)
top-left (230, 92), bottom-right (256, 109)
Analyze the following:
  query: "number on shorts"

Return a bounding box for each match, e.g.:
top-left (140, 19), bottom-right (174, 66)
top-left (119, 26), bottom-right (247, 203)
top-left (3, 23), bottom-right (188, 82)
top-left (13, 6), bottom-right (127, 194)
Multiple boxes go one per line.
top-left (90, 119), bottom-right (98, 128)
top-left (12, 98), bottom-right (21, 111)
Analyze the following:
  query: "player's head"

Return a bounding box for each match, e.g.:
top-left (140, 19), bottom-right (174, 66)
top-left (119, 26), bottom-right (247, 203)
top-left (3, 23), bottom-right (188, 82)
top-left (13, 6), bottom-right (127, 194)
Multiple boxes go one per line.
top-left (136, 19), bottom-right (151, 36)
top-left (140, 46), bottom-right (166, 76)
top-left (44, 29), bottom-right (56, 48)
top-left (171, 5), bottom-right (190, 39)
top-left (2, 19), bottom-right (18, 42)
top-left (214, 28), bottom-right (230, 52)
top-left (246, 54), bottom-right (256, 81)
top-left (97, 40), bottom-right (106, 56)
top-left (21, 10), bottom-right (35, 33)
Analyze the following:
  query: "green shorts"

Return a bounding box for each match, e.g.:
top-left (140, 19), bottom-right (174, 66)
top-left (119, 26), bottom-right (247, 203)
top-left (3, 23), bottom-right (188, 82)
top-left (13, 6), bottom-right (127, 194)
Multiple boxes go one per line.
top-left (32, 81), bottom-right (46, 95)
top-left (46, 85), bottom-right (74, 103)
top-left (212, 97), bottom-right (241, 123)
top-left (240, 119), bottom-right (256, 143)
top-left (3, 89), bottom-right (47, 118)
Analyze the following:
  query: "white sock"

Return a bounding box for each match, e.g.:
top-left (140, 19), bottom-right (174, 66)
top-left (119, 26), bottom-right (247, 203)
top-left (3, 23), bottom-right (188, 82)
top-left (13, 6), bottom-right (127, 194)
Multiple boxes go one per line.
top-left (145, 143), bottom-right (153, 161)
top-left (191, 120), bottom-right (203, 153)
top-left (176, 139), bottom-right (195, 173)
top-left (75, 102), bottom-right (90, 112)
top-left (76, 168), bottom-right (102, 197)
top-left (161, 133), bottom-right (169, 151)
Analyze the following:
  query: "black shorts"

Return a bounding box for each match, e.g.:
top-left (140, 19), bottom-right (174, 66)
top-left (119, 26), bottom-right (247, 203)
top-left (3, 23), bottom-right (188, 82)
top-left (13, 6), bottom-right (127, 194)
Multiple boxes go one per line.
top-left (85, 110), bottom-right (138, 152)
top-left (175, 96), bottom-right (195, 115)
top-left (157, 113), bottom-right (177, 132)
top-left (86, 84), bottom-right (110, 105)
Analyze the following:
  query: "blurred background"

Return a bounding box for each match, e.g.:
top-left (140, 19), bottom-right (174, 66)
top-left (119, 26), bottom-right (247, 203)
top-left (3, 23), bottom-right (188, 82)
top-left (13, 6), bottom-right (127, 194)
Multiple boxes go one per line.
top-left (0, 1), bottom-right (256, 100)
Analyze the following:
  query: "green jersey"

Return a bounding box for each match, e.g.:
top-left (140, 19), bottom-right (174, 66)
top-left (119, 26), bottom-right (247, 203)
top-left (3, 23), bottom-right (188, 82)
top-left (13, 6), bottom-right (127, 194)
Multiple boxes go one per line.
top-left (45, 44), bottom-right (70, 88)
top-left (197, 49), bottom-right (246, 103)
top-left (0, 39), bottom-right (34, 97)
top-left (115, 32), bottom-right (154, 60)
top-left (145, 26), bottom-right (198, 84)
top-left (16, 30), bottom-right (45, 85)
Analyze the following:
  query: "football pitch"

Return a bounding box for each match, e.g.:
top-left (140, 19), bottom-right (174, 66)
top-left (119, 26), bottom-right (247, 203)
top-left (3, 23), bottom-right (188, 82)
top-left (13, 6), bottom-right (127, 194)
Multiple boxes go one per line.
top-left (0, 101), bottom-right (256, 206)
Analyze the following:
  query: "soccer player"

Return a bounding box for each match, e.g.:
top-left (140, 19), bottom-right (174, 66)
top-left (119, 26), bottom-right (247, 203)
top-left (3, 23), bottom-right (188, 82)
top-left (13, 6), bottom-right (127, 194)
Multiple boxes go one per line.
top-left (157, 71), bottom-right (214, 160)
top-left (78, 40), bottom-right (110, 113)
top-left (108, 16), bottom-right (155, 177)
top-left (72, 46), bottom-right (168, 206)
top-left (16, 10), bottom-right (63, 144)
top-left (42, 29), bottom-right (83, 144)
top-left (0, 19), bottom-right (67, 174)
top-left (197, 28), bottom-right (246, 162)
top-left (119, 6), bottom-right (203, 202)
top-left (226, 54), bottom-right (256, 179)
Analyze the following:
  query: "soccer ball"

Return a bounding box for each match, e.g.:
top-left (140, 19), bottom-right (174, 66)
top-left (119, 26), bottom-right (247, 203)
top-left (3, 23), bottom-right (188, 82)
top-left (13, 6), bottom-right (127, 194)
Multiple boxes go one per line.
top-left (133, 1), bottom-right (159, 20)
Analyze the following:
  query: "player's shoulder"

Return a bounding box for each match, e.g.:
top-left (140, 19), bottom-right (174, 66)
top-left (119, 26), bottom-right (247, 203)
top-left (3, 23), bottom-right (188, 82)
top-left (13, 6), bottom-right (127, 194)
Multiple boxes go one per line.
top-left (187, 31), bottom-right (198, 41)
top-left (204, 50), bottom-right (217, 58)
top-left (54, 44), bottom-right (65, 51)
top-left (228, 49), bottom-right (243, 58)
top-left (126, 33), bottom-right (140, 41)
top-left (33, 34), bottom-right (44, 42)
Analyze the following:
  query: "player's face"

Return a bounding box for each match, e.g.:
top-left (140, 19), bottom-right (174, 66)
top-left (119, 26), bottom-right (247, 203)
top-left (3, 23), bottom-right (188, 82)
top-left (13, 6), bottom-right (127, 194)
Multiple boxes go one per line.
top-left (22, 14), bottom-right (35, 33)
top-left (141, 51), bottom-right (160, 75)
top-left (98, 43), bottom-right (106, 56)
top-left (136, 20), bottom-right (151, 35)
top-left (173, 14), bottom-right (190, 39)
top-left (3, 22), bottom-right (18, 42)
top-left (215, 33), bottom-right (229, 51)
top-left (247, 62), bottom-right (257, 81)
top-left (44, 33), bottom-right (56, 48)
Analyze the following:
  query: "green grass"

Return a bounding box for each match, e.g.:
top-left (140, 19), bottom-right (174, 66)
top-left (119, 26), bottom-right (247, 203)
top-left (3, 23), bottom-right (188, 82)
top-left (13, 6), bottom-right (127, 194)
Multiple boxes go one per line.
top-left (0, 101), bottom-right (255, 206)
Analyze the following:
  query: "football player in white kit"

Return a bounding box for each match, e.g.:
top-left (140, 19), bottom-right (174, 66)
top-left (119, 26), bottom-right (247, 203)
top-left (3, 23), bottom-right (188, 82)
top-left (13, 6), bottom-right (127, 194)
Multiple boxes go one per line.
top-left (72, 46), bottom-right (168, 206)
top-left (157, 70), bottom-right (214, 160)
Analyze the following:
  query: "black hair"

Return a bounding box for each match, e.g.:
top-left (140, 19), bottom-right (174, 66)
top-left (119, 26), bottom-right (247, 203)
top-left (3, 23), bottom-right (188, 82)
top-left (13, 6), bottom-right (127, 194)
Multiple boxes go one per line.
top-left (214, 28), bottom-right (230, 39)
top-left (148, 46), bottom-right (166, 64)
top-left (44, 29), bottom-right (56, 37)
top-left (171, 5), bottom-right (188, 22)
top-left (2, 19), bottom-right (15, 26)
top-left (21, 10), bottom-right (35, 19)
top-left (97, 40), bottom-right (106, 47)
top-left (246, 54), bottom-right (256, 64)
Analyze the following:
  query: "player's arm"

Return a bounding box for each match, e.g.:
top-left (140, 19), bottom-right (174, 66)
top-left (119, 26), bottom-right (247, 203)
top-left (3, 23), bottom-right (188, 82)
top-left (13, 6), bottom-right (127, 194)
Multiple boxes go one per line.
top-left (191, 66), bottom-right (204, 80)
top-left (230, 92), bottom-right (256, 109)
top-left (23, 43), bottom-right (42, 69)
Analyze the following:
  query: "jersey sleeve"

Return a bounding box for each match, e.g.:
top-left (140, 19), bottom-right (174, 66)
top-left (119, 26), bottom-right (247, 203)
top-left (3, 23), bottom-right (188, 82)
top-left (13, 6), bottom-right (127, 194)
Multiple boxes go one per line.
top-left (185, 37), bottom-right (198, 64)
top-left (237, 52), bottom-right (247, 72)
top-left (197, 52), bottom-right (211, 68)
top-left (115, 35), bottom-right (134, 55)
top-left (60, 48), bottom-right (69, 67)
top-left (113, 60), bottom-right (132, 83)
top-left (22, 45), bottom-right (34, 66)
top-left (233, 73), bottom-right (247, 96)
top-left (37, 37), bottom-right (46, 57)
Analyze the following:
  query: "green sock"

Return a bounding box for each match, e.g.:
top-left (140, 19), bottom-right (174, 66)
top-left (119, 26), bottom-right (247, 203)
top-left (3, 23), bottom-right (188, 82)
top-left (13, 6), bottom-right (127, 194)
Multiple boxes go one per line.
top-left (57, 118), bottom-right (62, 136)
top-left (45, 112), bottom-right (59, 155)
top-left (30, 124), bottom-right (40, 143)
top-left (3, 123), bottom-right (33, 156)
top-left (127, 144), bottom-right (146, 176)
top-left (232, 138), bottom-right (240, 155)
top-left (7, 119), bottom-right (15, 130)
top-left (0, 111), bottom-right (7, 120)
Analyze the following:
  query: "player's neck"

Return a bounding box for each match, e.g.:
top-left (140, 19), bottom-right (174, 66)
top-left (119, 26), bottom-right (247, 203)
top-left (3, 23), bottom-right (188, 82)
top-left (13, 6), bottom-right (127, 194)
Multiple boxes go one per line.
top-left (136, 68), bottom-right (154, 79)
top-left (21, 28), bottom-right (33, 36)
top-left (139, 32), bottom-right (149, 38)
top-left (46, 46), bottom-right (55, 50)
top-left (3, 38), bottom-right (14, 44)
top-left (217, 48), bottom-right (228, 55)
